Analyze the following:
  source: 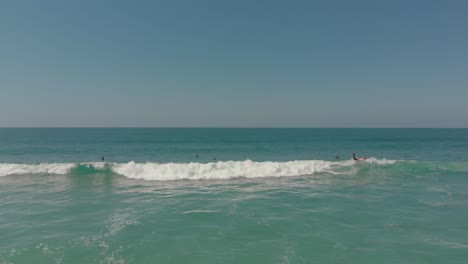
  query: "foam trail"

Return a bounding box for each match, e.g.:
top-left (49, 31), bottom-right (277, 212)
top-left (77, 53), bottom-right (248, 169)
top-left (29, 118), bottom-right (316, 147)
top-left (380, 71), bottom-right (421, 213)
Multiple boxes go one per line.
top-left (363, 158), bottom-right (397, 165)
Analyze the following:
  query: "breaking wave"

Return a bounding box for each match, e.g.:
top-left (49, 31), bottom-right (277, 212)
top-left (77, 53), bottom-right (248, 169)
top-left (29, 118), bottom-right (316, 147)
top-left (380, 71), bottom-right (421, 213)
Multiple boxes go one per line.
top-left (0, 162), bottom-right (76, 176)
top-left (0, 158), bottom-right (397, 180)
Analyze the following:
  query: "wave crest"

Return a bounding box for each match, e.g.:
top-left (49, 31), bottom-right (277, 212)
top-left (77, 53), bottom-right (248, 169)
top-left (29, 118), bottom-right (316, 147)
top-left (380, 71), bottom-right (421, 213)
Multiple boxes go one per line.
top-left (0, 159), bottom-right (398, 180)
top-left (112, 160), bottom-right (341, 180)
top-left (0, 163), bottom-right (76, 177)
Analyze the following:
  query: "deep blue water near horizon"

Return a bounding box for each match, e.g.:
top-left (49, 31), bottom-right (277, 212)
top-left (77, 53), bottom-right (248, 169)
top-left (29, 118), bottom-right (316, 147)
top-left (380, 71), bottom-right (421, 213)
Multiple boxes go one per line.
top-left (1, 128), bottom-right (468, 264)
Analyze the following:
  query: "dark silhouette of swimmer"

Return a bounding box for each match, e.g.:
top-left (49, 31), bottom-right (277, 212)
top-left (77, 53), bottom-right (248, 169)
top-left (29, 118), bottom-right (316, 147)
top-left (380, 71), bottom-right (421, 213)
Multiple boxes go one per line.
top-left (353, 153), bottom-right (367, 161)
top-left (353, 153), bottom-right (358, 161)
top-left (101, 156), bottom-right (104, 161)
top-left (196, 154), bottom-right (199, 158)
top-left (336, 154), bottom-right (340, 159)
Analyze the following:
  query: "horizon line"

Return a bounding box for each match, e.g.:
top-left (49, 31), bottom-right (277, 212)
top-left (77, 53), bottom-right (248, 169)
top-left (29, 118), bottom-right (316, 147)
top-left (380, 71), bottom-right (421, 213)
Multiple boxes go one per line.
top-left (0, 127), bottom-right (467, 129)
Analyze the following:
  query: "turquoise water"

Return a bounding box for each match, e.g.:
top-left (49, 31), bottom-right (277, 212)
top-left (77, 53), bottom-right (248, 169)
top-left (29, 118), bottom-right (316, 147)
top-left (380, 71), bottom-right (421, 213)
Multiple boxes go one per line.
top-left (1, 128), bottom-right (468, 263)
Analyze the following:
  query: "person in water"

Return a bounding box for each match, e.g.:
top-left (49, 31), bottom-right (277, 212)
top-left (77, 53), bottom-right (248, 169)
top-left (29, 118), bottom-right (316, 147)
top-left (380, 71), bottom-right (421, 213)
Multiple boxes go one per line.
top-left (101, 156), bottom-right (104, 161)
top-left (336, 154), bottom-right (340, 159)
top-left (353, 153), bottom-right (366, 161)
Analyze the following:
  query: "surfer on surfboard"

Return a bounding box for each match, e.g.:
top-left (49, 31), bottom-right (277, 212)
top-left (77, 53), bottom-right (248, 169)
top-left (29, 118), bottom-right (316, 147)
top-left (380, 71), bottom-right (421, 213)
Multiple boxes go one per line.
top-left (353, 153), bottom-right (366, 161)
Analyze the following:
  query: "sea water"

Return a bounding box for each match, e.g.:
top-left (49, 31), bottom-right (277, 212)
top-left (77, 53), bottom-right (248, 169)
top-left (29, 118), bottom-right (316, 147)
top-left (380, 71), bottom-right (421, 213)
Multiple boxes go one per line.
top-left (0, 128), bottom-right (467, 263)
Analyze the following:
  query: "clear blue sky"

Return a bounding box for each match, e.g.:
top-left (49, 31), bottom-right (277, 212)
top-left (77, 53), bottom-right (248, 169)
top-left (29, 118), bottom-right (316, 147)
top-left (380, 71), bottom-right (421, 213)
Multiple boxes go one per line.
top-left (1, 0), bottom-right (467, 127)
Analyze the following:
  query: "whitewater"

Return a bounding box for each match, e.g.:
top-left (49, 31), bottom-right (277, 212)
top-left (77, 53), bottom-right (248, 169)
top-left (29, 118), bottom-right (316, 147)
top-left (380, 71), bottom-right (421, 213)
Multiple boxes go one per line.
top-left (0, 158), bottom-right (396, 180)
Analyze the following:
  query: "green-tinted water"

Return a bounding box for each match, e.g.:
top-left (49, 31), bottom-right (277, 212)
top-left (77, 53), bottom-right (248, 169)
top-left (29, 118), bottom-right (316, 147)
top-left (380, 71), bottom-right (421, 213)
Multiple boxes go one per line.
top-left (1, 129), bottom-right (468, 263)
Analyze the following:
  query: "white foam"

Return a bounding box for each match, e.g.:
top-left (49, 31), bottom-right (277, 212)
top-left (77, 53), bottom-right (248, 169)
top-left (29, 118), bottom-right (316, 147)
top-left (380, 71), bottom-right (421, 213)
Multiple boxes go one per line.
top-left (112, 159), bottom-right (357, 181)
top-left (0, 158), bottom-right (398, 180)
top-left (362, 158), bottom-right (397, 165)
top-left (0, 163), bottom-right (76, 177)
top-left (84, 162), bottom-right (107, 170)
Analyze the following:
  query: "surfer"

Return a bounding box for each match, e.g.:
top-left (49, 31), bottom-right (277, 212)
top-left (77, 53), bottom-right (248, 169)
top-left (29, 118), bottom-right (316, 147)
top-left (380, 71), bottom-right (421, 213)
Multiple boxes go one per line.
top-left (353, 153), bottom-right (366, 161)
top-left (336, 154), bottom-right (340, 159)
top-left (101, 155), bottom-right (104, 161)
top-left (196, 154), bottom-right (199, 158)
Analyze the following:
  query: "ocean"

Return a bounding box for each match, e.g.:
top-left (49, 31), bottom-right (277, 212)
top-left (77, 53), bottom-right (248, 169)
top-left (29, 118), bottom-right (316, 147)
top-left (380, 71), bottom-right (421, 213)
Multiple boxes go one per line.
top-left (0, 128), bottom-right (467, 264)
